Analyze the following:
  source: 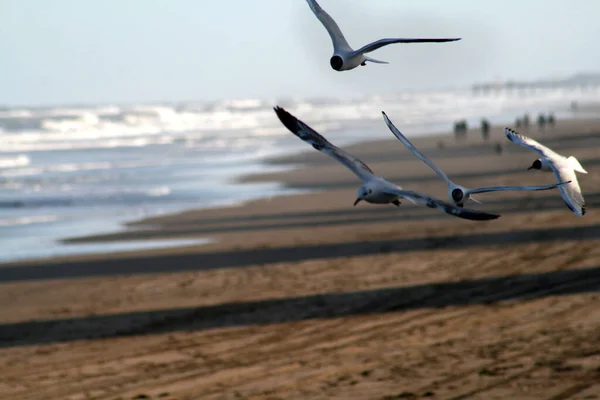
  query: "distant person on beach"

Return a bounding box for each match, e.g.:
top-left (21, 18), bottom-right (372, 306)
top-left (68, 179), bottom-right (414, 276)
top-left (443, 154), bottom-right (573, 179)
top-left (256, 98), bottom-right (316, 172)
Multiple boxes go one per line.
top-left (494, 143), bottom-right (503, 155)
top-left (548, 113), bottom-right (556, 126)
top-left (453, 120), bottom-right (467, 141)
top-left (523, 114), bottom-right (530, 129)
top-left (571, 101), bottom-right (579, 112)
top-left (515, 118), bottom-right (522, 128)
top-left (537, 113), bottom-right (546, 130)
top-left (480, 118), bottom-right (490, 141)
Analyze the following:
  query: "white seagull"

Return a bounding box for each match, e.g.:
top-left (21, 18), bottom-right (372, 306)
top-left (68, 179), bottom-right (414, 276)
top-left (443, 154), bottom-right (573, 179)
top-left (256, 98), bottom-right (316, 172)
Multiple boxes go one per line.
top-left (305, 0), bottom-right (461, 71)
top-left (505, 127), bottom-right (587, 216)
top-left (382, 112), bottom-right (568, 207)
top-left (273, 106), bottom-right (500, 221)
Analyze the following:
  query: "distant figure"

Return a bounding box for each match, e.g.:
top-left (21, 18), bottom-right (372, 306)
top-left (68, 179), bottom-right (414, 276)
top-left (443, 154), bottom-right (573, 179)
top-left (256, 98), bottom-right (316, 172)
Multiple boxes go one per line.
top-left (537, 113), bottom-right (546, 130)
top-left (523, 114), bottom-right (530, 129)
top-left (515, 118), bottom-right (522, 128)
top-left (571, 101), bottom-right (579, 112)
top-left (453, 119), bottom-right (468, 141)
top-left (437, 140), bottom-right (445, 149)
top-left (480, 118), bottom-right (490, 141)
top-left (494, 143), bottom-right (503, 155)
top-left (548, 113), bottom-right (556, 126)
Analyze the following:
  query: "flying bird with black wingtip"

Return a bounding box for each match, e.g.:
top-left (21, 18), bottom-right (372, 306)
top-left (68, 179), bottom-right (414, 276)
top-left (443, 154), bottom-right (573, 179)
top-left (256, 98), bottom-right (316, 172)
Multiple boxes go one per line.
top-left (273, 106), bottom-right (500, 221)
top-left (305, 0), bottom-right (461, 71)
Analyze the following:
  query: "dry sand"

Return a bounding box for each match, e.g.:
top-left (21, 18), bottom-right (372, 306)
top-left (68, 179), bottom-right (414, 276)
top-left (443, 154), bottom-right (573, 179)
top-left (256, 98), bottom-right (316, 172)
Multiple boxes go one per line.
top-left (1, 119), bottom-right (600, 399)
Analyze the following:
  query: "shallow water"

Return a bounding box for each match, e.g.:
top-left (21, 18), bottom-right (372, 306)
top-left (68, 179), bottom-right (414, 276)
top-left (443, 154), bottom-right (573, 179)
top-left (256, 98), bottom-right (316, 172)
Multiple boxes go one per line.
top-left (1, 87), bottom-right (599, 263)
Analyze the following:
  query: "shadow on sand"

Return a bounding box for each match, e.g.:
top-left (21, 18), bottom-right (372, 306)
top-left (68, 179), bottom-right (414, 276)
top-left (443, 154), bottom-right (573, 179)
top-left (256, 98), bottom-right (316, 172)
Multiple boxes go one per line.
top-left (1, 265), bottom-right (599, 348)
top-left (98, 192), bottom-right (600, 241)
top-left (1, 222), bottom-right (599, 284)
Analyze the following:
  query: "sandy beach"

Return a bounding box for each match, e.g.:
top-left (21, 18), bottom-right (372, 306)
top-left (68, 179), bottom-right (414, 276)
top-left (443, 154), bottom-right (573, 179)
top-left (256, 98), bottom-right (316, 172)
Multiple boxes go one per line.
top-left (1, 118), bottom-right (600, 399)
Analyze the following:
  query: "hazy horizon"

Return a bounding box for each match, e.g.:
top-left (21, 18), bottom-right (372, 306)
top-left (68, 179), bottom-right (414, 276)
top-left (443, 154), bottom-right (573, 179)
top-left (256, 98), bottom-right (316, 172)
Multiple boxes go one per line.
top-left (2, 0), bottom-right (600, 107)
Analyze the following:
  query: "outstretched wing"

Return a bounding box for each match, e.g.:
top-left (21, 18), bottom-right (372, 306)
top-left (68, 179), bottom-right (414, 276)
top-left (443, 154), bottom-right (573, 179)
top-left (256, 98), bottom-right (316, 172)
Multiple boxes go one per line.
top-left (383, 187), bottom-right (500, 221)
top-left (355, 37), bottom-right (460, 55)
top-left (553, 163), bottom-right (586, 216)
top-left (382, 111), bottom-right (454, 186)
top-left (305, 0), bottom-right (352, 51)
top-left (274, 106), bottom-right (375, 182)
top-left (468, 182), bottom-right (569, 195)
top-left (504, 127), bottom-right (560, 159)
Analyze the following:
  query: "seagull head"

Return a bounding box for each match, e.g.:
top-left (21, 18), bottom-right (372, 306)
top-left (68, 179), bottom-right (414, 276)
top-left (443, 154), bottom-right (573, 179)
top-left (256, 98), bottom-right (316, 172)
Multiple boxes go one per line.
top-left (354, 186), bottom-right (371, 206)
top-left (528, 159), bottom-right (542, 170)
top-left (330, 56), bottom-right (343, 71)
top-left (451, 188), bottom-right (465, 203)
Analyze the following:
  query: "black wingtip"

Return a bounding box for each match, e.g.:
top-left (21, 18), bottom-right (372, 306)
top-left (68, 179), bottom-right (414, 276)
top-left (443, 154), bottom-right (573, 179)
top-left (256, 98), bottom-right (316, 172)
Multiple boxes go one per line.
top-left (486, 213), bottom-right (501, 220)
top-left (273, 106), bottom-right (300, 134)
top-left (504, 127), bottom-right (517, 142)
top-left (382, 111), bottom-right (393, 124)
top-left (470, 213), bottom-right (501, 221)
top-left (465, 208), bottom-right (501, 220)
top-left (455, 211), bottom-right (501, 221)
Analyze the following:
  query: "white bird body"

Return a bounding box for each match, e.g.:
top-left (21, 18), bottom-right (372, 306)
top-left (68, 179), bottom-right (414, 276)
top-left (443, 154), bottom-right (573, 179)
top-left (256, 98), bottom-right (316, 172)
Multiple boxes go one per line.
top-left (331, 52), bottom-right (369, 72)
top-left (305, 0), bottom-right (461, 71)
top-left (382, 113), bottom-right (567, 207)
top-left (273, 106), bottom-right (500, 221)
top-left (360, 178), bottom-right (399, 204)
top-left (505, 128), bottom-right (587, 216)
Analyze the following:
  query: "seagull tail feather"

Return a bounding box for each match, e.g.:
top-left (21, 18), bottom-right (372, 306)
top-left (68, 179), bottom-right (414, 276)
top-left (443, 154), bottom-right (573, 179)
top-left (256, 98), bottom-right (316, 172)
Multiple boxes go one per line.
top-left (567, 156), bottom-right (587, 174)
top-left (363, 55), bottom-right (388, 64)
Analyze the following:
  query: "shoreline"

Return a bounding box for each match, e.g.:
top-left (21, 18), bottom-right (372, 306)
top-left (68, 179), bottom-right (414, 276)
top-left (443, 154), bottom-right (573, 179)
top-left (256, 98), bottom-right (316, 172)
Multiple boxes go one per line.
top-left (2, 116), bottom-right (599, 268)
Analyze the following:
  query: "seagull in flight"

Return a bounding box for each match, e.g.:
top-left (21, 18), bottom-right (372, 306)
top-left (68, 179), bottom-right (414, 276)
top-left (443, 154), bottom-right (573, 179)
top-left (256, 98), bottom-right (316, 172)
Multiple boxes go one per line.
top-left (273, 106), bottom-right (500, 221)
top-left (305, 0), bottom-right (461, 71)
top-left (505, 127), bottom-right (587, 216)
top-left (382, 112), bottom-right (568, 207)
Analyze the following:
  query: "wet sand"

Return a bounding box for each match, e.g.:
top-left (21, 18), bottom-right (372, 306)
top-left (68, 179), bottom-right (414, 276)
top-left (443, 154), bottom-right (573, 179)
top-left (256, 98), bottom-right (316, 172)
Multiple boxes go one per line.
top-left (1, 119), bottom-right (600, 399)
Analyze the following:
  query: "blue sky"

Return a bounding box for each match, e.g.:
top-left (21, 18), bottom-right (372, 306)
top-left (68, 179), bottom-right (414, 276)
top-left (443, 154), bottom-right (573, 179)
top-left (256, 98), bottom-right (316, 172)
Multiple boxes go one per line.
top-left (1, 0), bottom-right (599, 106)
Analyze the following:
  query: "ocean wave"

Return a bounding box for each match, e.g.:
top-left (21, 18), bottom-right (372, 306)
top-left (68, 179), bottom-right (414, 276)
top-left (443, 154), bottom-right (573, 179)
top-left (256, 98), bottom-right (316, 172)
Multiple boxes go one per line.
top-left (0, 135), bottom-right (177, 153)
top-left (0, 87), bottom-right (598, 154)
top-left (2, 161), bottom-right (122, 177)
top-left (0, 154), bottom-right (30, 169)
top-left (147, 186), bottom-right (171, 197)
top-left (0, 185), bottom-right (173, 209)
top-left (0, 215), bottom-right (60, 227)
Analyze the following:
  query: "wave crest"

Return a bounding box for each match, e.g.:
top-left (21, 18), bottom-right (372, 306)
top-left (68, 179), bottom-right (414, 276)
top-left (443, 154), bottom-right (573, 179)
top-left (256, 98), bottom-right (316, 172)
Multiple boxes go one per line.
top-left (0, 154), bottom-right (30, 169)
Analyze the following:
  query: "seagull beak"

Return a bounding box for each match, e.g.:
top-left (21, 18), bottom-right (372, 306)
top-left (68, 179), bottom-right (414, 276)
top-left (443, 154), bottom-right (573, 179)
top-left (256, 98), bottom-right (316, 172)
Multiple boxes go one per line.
top-left (353, 198), bottom-right (362, 206)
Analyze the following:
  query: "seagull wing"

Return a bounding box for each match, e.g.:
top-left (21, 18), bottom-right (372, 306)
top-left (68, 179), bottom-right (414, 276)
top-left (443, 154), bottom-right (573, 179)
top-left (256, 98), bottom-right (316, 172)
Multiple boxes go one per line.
top-left (274, 106), bottom-right (375, 182)
top-left (504, 127), bottom-right (560, 159)
top-left (354, 37), bottom-right (460, 55)
top-left (382, 186), bottom-right (500, 221)
top-left (382, 111), bottom-right (454, 186)
top-left (468, 182), bottom-right (569, 195)
top-left (305, 0), bottom-right (352, 51)
top-left (553, 162), bottom-right (586, 216)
